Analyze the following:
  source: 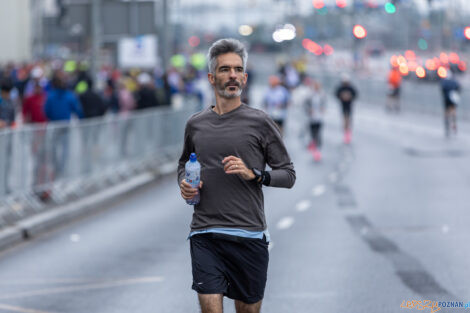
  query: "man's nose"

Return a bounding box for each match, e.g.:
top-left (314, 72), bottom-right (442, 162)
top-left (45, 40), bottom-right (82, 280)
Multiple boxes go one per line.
top-left (229, 69), bottom-right (237, 78)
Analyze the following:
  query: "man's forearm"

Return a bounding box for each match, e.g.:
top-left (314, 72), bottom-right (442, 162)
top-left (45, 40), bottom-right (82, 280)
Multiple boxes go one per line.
top-left (267, 167), bottom-right (296, 188)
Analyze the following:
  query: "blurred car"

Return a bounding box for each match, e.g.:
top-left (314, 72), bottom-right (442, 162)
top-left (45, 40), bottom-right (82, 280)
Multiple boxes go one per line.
top-left (390, 51), bottom-right (467, 83)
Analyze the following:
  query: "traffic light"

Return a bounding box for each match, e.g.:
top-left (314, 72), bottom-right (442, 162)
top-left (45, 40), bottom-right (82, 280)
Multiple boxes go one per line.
top-left (353, 25), bottom-right (367, 39)
top-left (313, 0), bottom-right (325, 9)
top-left (418, 38), bottom-right (428, 50)
top-left (336, 0), bottom-right (347, 8)
top-left (385, 2), bottom-right (396, 14)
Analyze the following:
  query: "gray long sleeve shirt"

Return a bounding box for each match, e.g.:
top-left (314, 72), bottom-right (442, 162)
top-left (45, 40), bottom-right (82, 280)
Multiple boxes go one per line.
top-left (177, 104), bottom-right (296, 232)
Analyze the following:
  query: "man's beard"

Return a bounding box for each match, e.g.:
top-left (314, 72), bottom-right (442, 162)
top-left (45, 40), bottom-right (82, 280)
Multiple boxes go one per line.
top-left (214, 76), bottom-right (244, 99)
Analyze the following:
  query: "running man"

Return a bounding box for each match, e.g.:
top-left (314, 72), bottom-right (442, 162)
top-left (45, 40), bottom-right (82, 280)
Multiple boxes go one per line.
top-left (263, 75), bottom-right (290, 135)
top-left (178, 38), bottom-right (296, 313)
top-left (440, 70), bottom-right (460, 137)
top-left (304, 78), bottom-right (326, 161)
top-left (386, 66), bottom-right (402, 113)
top-left (335, 74), bottom-right (357, 144)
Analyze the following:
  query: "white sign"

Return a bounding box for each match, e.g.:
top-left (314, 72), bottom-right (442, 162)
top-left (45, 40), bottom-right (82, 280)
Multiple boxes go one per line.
top-left (118, 35), bottom-right (158, 69)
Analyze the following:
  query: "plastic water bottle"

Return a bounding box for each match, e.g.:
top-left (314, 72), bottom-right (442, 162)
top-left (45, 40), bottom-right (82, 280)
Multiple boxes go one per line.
top-left (185, 153), bottom-right (201, 205)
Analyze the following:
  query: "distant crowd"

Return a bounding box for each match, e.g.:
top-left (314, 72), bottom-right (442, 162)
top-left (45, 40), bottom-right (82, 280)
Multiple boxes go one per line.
top-left (0, 60), bottom-right (206, 129)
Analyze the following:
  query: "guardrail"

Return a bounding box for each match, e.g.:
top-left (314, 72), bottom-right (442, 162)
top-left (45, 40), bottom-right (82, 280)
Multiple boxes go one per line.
top-left (0, 105), bottom-right (195, 230)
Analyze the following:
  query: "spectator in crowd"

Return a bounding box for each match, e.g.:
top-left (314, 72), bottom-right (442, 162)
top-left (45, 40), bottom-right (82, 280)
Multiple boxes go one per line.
top-left (79, 78), bottom-right (107, 119)
top-left (44, 70), bottom-right (83, 121)
top-left (0, 78), bottom-right (16, 195)
top-left (135, 72), bottom-right (160, 110)
top-left (117, 80), bottom-right (136, 114)
top-left (22, 79), bottom-right (47, 124)
top-left (0, 78), bottom-right (15, 129)
top-left (103, 79), bottom-right (119, 114)
top-left (22, 78), bottom-right (49, 191)
top-left (44, 71), bottom-right (83, 179)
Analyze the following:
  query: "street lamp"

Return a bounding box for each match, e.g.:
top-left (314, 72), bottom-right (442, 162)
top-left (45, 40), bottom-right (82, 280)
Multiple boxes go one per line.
top-left (353, 25), bottom-right (367, 39)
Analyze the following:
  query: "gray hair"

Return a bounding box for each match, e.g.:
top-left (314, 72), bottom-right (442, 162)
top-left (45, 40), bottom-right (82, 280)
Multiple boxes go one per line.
top-left (207, 38), bottom-right (248, 74)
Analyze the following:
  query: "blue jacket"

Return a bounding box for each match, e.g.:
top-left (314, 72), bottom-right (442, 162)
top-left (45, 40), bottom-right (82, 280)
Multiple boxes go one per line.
top-left (44, 89), bottom-right (84, 121)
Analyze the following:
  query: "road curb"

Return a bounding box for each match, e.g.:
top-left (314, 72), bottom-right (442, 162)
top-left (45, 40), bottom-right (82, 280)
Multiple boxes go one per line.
top-left (0, 162), bottom-right (177, 252)
top-left (0, 226), bottom-right (24, 251)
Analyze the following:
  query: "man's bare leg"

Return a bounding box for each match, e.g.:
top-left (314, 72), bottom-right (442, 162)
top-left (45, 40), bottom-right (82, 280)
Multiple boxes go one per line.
top-left (450, 107), bottom-right (457, 133)
top-left (198, 294), bottom-right (223, 313)
top-left (234, 300), bottom-right (262, 313)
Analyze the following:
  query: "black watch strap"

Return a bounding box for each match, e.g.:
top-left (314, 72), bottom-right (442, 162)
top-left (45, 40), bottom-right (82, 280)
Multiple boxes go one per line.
top-left (251, 168), bottom-right (271, 186)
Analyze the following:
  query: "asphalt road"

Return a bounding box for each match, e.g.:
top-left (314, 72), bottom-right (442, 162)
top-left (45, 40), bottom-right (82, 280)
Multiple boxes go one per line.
top-left (0, 85), bottom-right (469, 313)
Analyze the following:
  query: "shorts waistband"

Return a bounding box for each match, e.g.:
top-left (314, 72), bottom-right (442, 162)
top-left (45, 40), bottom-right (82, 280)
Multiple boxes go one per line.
top-left (193, 232), bottom-right (267, 244)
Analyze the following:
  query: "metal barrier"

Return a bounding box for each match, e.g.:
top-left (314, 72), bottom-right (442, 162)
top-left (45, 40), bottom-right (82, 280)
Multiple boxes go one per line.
top-left (0, 106), bottom-right (195, 229)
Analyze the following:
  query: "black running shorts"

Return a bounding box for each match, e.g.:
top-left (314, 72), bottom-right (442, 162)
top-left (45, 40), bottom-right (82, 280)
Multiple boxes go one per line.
top-left (190, 233), bottom-right (269, 304)
top-left (341, 102), bottom-right (352, 117)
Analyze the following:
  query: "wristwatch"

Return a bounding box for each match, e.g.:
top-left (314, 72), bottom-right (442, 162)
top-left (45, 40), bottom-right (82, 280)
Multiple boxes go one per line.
top-left (251, 168), bottom-right (271, 186)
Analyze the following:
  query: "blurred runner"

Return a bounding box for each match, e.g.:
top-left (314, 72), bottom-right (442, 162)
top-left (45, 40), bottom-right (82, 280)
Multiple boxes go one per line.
top-left (304, 78), bottom-right (326, 162)
top-left (386, 66), bottom-right (402, 113)
top-left (335, 74), bottom-right (357, 144)
top-left (263, 75), bottom-right (290, 135)
top-left (440, 70), bottom-right (461, 137)
top-left (282, 62), bottom-right (300, 90)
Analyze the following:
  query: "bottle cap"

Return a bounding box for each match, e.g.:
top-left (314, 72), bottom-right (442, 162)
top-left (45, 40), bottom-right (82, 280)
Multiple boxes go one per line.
top-left (189, 153), bottom-right (197, 162)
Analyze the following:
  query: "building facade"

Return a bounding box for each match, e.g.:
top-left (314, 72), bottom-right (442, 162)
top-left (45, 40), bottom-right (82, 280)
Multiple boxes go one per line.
top-left (0, 0), bottom-right (32, 63)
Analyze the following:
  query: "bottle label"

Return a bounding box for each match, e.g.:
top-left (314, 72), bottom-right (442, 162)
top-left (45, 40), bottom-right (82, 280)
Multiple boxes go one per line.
top-left (186, 171), bottom-right (200, 187)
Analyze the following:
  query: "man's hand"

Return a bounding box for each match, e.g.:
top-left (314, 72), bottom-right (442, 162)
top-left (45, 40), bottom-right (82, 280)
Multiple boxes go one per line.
top-left (180, 179), bottom-right (203, 201)
top-left (222, 155), bottom-right (255, 181)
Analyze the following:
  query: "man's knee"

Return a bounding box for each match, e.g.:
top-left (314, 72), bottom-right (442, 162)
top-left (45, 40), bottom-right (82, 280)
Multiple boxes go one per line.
top-left (198, 293), bottom-right (223, 313)
top-left (235, 299), bottom-right (262, 313)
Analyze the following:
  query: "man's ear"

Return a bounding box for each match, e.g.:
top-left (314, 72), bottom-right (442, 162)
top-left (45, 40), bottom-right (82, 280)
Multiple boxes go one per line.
top-left (208, 72), bottom-right (215, 85)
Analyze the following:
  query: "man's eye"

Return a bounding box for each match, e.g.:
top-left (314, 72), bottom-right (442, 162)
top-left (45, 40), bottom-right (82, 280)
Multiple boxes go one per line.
top-left (236, 68), bottom-right (244, 72)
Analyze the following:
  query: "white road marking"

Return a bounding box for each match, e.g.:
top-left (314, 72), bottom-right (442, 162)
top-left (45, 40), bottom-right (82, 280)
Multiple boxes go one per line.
top-left (312, 185), bottom-right (326, 197)
top-left (0, 277), bottom-right (165, 300)
top-left (442, 224), bottom-right (449, 234)
top-left (277, 217), bottom-right (295, 230)
top-left (329, 173), bottom-right (338, 183)
top-left (271, 291), bottom-right (337, 299)
top-left (296, 200), bottom-right (311, 212)
top-left (69, 234), bottom-right (80, 243)
top-left (0, 303), bottom-right (55, 313)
